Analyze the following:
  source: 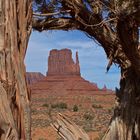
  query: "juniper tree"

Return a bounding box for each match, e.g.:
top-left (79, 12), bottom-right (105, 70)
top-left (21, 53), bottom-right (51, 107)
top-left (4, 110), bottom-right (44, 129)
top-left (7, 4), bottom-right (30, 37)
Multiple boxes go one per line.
top-left (0, 1), bottom-right (32, 139)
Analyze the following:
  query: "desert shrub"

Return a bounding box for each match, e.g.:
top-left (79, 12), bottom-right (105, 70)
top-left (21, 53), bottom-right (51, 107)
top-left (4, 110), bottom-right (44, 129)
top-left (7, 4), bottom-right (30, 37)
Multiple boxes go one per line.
top-left (83, 113), bottom-right (94, 121)
top-left (51, 102), bottom-right (67, 109)
top-left (108, 108), bottom-right (112, 113)
top-left (31, 109), bottom-right (37, 115)
top-left (42, 103), bottom-right (49, 107)
top-left (108, 106), bottom-right (114, 113)
top-left (73, 105), bottom-right (79, 112)
top-left (92, 104), bottom-right (103, 109)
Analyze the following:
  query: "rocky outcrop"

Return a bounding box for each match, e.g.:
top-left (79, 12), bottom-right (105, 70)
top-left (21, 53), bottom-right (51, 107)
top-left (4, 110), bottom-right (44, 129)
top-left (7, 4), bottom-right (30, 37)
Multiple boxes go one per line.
top-left (31, 76), bottom-right (99, 92)
top-left (102, 85), bottom-right (107, 91)
top-left (47, 49), bottom-right (80, 76)
top-left (28, 49), bottom-right (113, 95)
top-left (29, 49), bottom-right (99, 93)
top-left (26, 72), bottom-right (45, 84)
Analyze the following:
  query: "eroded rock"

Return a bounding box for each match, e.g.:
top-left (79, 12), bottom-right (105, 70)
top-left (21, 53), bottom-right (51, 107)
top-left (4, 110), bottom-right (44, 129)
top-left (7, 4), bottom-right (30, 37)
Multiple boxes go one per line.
top-left (47, 49), bottom-right (80, 76)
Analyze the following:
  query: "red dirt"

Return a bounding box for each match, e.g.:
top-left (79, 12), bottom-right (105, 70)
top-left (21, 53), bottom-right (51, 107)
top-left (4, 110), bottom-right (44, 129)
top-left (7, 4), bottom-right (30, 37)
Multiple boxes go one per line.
top-left (31, 76), bottom-right (115, 140)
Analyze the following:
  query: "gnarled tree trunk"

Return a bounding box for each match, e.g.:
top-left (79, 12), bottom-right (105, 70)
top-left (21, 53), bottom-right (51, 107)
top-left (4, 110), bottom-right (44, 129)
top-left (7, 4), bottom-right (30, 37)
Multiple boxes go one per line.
top-left (0, 0), bottom-right (32, 139)
top-left (103, 68), bottom-right (140, 140)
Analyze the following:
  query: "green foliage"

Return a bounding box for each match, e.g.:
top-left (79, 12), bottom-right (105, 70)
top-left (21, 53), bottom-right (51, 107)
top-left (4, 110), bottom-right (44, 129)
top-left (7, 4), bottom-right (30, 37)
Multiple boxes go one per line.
top-left (42, 103), bottom-right (49, 107)
top-left (92, 104), bottom-right (103, 109)
top-left (108, 108), bottom-right (112, 113)
top-left (108, 107), bottom-right (114, 113)
top-left (51, 102), bottom-right (67, 109)
top-left (73, 105), bottom-right (79, 112)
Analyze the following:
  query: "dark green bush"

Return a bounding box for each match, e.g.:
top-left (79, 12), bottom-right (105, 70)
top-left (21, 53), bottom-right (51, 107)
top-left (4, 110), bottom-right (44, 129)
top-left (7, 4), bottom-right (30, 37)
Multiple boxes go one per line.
top-left (92, 104), bottom-right (103, 109)
top-left (51, 102), bottom-right (67, 109)
top-left (42, 103), bottom-right (49, 107)
top-left (73, 105), bottom-right (79, 112)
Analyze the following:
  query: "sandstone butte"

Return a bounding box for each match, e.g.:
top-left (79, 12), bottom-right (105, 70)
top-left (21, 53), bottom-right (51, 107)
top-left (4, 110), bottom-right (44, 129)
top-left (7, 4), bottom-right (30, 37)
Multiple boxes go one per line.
top-left (47, 48), bottom-right (80, 76)
top-left (26, 48), bottom-right (113, 94)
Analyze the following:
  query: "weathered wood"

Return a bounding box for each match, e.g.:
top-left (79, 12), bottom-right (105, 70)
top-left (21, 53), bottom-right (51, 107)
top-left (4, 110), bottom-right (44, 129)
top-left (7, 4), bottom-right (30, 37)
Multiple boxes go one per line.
top-left (0, 82), bottom-right (18, 139)
top-left (0, 0), bottom-right (32, 139)
top-left (52, 113), bottom-right (90, 140)
top-left (103, 68), bottom-right (140, 140)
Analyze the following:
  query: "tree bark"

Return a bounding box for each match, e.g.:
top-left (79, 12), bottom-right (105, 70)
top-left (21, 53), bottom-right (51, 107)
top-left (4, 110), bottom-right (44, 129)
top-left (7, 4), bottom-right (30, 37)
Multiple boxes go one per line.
top-left (52, 113), bottom-right (90, 140)
top-left (103, 68), bottom-right (140, 140)
top-left (0, 0), bottom-right (32, 139)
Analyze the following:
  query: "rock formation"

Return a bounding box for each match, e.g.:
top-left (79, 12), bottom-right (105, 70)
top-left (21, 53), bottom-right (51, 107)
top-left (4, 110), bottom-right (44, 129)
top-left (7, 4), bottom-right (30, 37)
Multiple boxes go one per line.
top-left (47, 49), bottom-right (80, 76)
top-left (28, 49), bottom-right (113, 94)
top-left (26, 72), bottom-right (45, 84)
top-left (102, 85), bottom-right (107, 91)
top-left (28, 49), bottom-right (100, 93)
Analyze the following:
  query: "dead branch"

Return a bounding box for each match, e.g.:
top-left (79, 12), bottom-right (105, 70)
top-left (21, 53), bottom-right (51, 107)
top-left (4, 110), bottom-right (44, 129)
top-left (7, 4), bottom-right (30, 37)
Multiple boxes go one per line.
top-left (33, 18), bottom-right (77, 31)
top-left (51, 113), bottom-right (90, 140)
top-left (33, 10), bottom-right (71, 17)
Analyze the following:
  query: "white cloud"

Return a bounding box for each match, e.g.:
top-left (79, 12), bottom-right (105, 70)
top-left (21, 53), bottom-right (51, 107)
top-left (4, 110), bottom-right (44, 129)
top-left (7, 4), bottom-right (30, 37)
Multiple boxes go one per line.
top-left (57, 40), bottom-right (95, 49)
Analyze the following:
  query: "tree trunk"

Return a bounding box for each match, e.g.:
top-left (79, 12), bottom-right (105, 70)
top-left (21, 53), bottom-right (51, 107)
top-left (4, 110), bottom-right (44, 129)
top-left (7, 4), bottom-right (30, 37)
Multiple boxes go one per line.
top-left (0, 0), bottom-right (32, 139)
top-left (103, 68), bottom-right (140, 140)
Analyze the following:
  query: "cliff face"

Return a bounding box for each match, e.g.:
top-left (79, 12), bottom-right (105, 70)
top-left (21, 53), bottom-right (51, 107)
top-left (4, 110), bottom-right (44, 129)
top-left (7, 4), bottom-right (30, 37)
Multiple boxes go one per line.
top-left (28, 49), bottom-right (114, 94)
top-left (26, 72), bottom-right (45, 84)
top-left (29, 49), bottom-right (99, 92)
top-left (47, 49), bottom-right (80, 76)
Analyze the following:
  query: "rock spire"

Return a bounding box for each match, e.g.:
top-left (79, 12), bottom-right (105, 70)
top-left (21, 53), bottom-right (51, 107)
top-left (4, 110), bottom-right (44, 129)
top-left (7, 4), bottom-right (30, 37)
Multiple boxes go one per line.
top-left (47, 49), bottom-right (81, 76)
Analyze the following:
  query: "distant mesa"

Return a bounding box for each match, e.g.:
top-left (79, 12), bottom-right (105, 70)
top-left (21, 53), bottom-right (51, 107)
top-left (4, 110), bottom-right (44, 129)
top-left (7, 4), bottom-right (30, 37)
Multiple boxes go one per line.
top-left (102, 85), bottom-right (107, 91)
top-left (26, 72), bottom-right (45, 84)
top-left (47, 49), bottom-right (80, 76)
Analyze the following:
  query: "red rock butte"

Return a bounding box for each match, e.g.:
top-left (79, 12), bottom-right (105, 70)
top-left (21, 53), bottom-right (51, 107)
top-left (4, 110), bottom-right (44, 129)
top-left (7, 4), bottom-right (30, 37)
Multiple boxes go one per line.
top-left (47, 49), bottom-right (80, 76)
top-left (26, 48), bottom-right (114, 94)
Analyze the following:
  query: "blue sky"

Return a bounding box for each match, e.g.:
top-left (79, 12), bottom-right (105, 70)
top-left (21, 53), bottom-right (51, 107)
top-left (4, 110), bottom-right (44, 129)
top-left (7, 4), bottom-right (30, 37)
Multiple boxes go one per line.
top-left (25, 30), bottom-right (120, 90)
